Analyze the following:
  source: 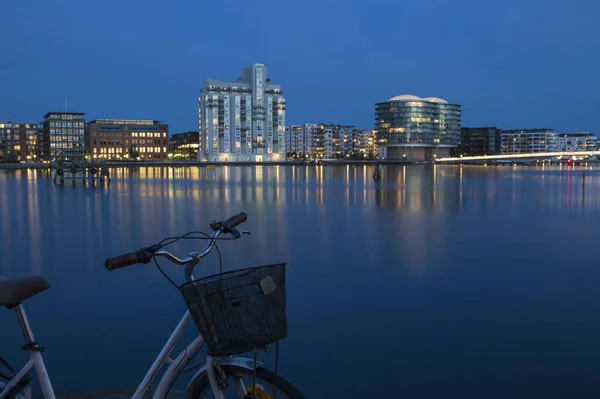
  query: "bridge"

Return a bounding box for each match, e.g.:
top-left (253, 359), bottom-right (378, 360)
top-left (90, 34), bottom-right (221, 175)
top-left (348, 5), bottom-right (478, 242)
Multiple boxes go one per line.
top-left (435, 151), bottom-right (600, 163)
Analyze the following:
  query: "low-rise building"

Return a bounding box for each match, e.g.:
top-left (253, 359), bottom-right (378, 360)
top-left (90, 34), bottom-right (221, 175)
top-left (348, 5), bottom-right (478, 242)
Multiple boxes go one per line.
top-left (500, 129), bottom-right (557, 154)
top-left (285, 124), bottom-right (317, 157)
top-left (169, 131), bottom-right (200, 160)
top-left (459, 127), bottom-right (502, 156)
top-left (286, 124), bottom-right (377, 160)
top-left (86, 119), bottom-right (169, 160)
top-left (0, 122), bottom-right (42, 162)
top-left (353, 129), bottom-right (378, 159)
top-left (557, 133), bottom-right (597, 152)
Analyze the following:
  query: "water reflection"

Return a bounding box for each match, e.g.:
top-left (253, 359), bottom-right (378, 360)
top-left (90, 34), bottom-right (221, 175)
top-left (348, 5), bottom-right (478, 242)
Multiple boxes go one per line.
top-left (2, 165), bottom-right (600, 397)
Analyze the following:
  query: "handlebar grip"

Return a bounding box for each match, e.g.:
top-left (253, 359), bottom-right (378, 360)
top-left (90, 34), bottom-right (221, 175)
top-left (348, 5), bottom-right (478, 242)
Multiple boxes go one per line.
top-left (105, 251), bottom-right (142, 271)
top-left (223, 212), bottom-right (247, 229)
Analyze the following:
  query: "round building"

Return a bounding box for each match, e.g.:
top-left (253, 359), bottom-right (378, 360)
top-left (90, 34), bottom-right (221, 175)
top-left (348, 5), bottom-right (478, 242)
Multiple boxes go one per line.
top-left (375, 95), bottom-right (461, 161)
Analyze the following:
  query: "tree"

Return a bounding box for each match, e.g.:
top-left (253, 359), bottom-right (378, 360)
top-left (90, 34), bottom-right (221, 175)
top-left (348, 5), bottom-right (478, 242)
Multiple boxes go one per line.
top-left (129, 145), bottom-right (140, 160)
top-left (6, 150), bottom-right (18, 163)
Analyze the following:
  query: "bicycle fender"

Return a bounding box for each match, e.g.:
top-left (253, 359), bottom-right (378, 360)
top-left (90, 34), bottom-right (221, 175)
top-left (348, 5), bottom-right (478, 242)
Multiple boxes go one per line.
top-left (185, 357), bottom-right (264, 391)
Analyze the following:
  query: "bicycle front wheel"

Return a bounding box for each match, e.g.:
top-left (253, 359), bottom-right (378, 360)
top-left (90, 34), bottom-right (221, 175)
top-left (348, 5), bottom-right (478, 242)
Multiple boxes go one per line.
top-left (186, 365), bottom-right (306, 399)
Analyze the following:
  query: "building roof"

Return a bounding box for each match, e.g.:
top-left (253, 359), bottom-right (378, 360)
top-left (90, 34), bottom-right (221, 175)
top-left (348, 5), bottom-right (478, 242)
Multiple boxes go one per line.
top-left (422, 97), bottom-right (448, 104)
top-left (44, 112), bottom-right (85, 118)
top-left (388, 94), bottom-right (422, 102)
top-left (387, 94), bottom-right (449, 104)
top-left (88, 119), bottom-right (161, 125)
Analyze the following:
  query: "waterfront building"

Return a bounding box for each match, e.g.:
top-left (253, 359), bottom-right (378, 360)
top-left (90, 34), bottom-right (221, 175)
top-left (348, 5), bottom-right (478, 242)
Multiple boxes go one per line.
top-left (375, 95), bottom-right (461, 161)
top-left (557, 133), bottom-right (597, 152)
top-left (42, 112), bottom-right (85, 161)
top-left (0, 122), bottom-right (42, 162)
top-left (86, 119), bottom-right (168, 160)
top-left (500, 129), bottom-right (557, 154)
top-left (314, 124), bottom-right (355, 159)
top-left (286, 124), bottom-right (317, 157)
top-left (198, 63), bottom-right (286, 162)
top-left (286, 124), bottom-right (377, 159)
top-left (459, 127), bottom-right (502, 156)
top-left (169, 131), bottom-right (200, 160)
top-left (353, 129), bottom-right (378, 159)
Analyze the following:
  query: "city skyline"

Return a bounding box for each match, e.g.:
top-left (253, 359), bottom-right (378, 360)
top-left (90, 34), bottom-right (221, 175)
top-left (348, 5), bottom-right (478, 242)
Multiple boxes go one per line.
top-left (1, 1), bottom-right (599, 135)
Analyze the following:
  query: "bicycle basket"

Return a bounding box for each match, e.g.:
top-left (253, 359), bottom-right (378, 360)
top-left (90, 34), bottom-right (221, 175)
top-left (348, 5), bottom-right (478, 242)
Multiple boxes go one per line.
top-left (180, 263), bottom-right (288, 357)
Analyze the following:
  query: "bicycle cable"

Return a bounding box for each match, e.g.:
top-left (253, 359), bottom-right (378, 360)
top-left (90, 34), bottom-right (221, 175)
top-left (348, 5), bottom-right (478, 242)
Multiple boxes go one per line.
top-left (153, 231), bottom-right (224, 288)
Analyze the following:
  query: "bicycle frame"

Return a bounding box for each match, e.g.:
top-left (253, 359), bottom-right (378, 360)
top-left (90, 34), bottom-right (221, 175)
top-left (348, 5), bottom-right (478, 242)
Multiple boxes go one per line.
top-left (1, 306), bottom-right (237, 399)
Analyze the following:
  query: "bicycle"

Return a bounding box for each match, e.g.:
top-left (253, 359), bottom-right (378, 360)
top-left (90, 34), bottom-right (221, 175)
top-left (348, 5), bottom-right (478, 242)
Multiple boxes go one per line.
top-left (0, 212), bottom-right (306, 399)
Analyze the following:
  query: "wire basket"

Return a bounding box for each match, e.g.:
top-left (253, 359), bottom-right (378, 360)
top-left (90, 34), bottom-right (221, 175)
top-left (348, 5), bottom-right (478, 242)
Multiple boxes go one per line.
top-left (180, 263), bottom-right (288, 357)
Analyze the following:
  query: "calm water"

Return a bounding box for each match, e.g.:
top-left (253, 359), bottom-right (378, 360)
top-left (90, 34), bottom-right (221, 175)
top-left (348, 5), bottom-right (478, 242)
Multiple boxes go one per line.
top-left (2, 164), bottom-right (600, 398)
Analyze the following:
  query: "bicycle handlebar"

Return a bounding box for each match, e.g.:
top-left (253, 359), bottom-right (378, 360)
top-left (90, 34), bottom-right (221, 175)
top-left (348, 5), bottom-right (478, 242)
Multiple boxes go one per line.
top-left (105, 251), bottom-right (146, 271)
top-left (223, 212), bottom-right (247, 229)
top-left (104, 212), bottom-right (248, 272)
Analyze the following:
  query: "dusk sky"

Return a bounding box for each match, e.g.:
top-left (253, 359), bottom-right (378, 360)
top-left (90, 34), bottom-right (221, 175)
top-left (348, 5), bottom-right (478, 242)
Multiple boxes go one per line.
top-left (1, 0), bottom-right (599, 134)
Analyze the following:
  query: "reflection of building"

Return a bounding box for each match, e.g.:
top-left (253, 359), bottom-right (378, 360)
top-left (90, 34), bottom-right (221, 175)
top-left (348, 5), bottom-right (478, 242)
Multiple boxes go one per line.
top-left (500, 129), bottom-right (557, 154)
top-left (0, 122), bottom-right (42, 161)
top-left (169, 131), bottom-right (199, 159)
top-left (375, 95), bottom-right (461, 162)
top-left (42, 112), bottom-right (86, 161)
top-left (459, 127), bottom-right (502, 156)
top-left (198, 63), bottom-right (286, 162)
top-left (86, 119), bottom-right (169, 160)
top-left (373, 165), bottom-right (460, 212)
top-left (557, 133), bottom-right (597, 152)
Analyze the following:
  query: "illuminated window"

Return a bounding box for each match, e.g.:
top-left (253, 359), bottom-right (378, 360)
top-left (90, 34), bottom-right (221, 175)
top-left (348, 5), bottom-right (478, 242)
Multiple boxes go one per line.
top-left (163, 147), bottom-right (166, 152)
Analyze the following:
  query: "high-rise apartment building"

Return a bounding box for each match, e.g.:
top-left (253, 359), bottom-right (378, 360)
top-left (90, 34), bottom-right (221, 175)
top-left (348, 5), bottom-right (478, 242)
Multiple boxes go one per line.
top-left (500, 129), bottom-right (557, 154)
top-left (198, 64), bottom-right (286, 162)
top-left (375, 95), bottom-right (461, 161)
top-left (42, 112), bottom-right (85, 161)
top-left (0, 122), bottom-right (42, 162)
top-left (86, 119), bottom-right (169, 160)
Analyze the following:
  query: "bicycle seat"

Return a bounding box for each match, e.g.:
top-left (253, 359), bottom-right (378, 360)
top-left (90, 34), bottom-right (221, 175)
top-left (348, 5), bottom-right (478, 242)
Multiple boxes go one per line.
top-left (0, 276), bottom-right (50, 308)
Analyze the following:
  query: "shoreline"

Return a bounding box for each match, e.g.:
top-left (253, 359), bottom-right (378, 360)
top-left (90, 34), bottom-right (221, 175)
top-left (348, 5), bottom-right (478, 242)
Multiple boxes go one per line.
top-left (0, 159), bottom-right (596, 170)
top-left (0, 160), bottom-right (407, 170)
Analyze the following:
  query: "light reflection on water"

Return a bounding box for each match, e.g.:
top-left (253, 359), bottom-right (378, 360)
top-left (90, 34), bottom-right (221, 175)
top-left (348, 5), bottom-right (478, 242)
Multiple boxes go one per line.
top-left (1, 165), bottom-right (600, 398)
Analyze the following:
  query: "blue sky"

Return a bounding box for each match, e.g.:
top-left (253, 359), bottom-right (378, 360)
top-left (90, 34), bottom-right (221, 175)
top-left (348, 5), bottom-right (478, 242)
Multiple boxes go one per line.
top-left (1, 0), bottom-right (599, 133)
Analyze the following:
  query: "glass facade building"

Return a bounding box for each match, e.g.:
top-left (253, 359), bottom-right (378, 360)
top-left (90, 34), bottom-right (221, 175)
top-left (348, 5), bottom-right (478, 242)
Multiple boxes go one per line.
top-left (42, 112), bottom-right (85, 161)
top-left (375, 95), bottom-right (461, 161)
top-left (459, 127), bottom-right (502, 156)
